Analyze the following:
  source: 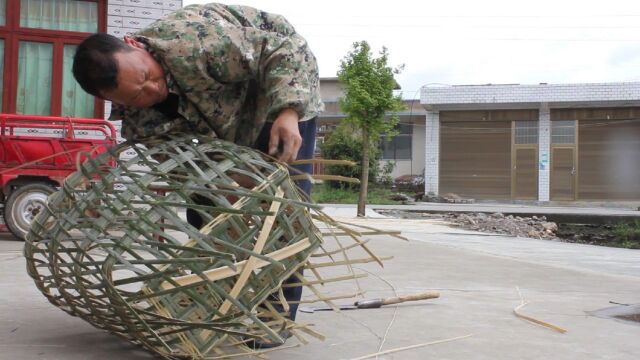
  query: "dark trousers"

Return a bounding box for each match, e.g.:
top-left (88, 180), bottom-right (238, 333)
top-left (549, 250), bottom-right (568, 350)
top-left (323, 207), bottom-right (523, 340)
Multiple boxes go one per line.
top-left (187, 118), bottom-right (316, 321)
top-left (253, 117), bottom-right (316, 321)
top-left (253, 117), bottom-right (317, 196)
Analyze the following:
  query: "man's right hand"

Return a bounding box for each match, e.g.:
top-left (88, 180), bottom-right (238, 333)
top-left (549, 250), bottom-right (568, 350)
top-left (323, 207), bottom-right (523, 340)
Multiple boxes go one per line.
top-left (269, 108), bottom-right (301, 163)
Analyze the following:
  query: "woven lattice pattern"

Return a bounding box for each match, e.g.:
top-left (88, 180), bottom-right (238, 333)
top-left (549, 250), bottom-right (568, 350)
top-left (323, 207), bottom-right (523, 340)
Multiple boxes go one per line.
top-left (24, 136), bottom-right (384, 359)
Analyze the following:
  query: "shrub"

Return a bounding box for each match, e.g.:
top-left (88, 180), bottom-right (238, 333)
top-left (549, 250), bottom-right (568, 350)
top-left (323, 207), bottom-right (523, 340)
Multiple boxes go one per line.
top-left (320, 124), bottom-right (381, 189)
top-left (378, 161), bottom-right (396, 186)
top-left (614, 220), bottom-right (640, 249)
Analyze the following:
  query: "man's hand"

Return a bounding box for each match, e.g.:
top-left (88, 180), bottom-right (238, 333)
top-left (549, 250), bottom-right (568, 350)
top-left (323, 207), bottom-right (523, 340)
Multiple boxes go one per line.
top-left (269, 108), bottom-right (301, 163)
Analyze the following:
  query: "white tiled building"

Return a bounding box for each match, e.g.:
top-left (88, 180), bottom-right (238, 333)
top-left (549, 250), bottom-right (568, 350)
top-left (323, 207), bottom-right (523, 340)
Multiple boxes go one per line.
top-left (107, 0), bottom-right (181, 39)
top-left (421, 82), bottom-right (640, 201)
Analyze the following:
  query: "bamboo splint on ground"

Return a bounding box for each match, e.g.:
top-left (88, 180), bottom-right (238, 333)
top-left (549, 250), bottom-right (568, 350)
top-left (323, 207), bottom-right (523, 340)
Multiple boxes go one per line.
top-left (24, 135), bottom-right (399, 360)
top-left (513, 287), bottom-right (567, 334)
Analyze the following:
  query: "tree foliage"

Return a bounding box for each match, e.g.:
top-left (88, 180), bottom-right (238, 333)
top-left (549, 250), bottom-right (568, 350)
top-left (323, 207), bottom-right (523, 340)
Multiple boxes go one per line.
top-left (320, 123), bottom-right (381, 189)
top-left (337, 40), bottom-right (404, 216)
top-left (338, 41), bottom-right (404, 136)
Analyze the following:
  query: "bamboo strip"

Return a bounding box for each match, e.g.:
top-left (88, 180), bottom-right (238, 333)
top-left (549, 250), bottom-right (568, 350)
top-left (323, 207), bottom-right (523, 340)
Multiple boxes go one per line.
top-left (197, 187), bottom-right (288, 351)
top-left (314, 212), bottom-right (387, 266)
top-left (329, 219), bottom-right (409, 242)
top-left (294, 323), bottom-right (326, 341)
top-left (325, 226), bottom-right (363, 301)
top-left (281, 273), bottom-right (368, 288)
top-left (514, 302), bottom-right (567, 333)
top-left (350, 334), bottom-right (474, 360)
top-left (160, 238), bottom-right (312, 290)
top-left (205, 344), bottom-right (301, 359)
top-left (0, 144), bottom-right (107, 175)
top-left (214, 188), bottom-right (285, 318)
top-left (280, 291), bottom-right (365, 305)
top-left (292, 273), bottom-right (340, 311)
top-left (320, 230), bottom-right (402, 237)
top-left (278, 287), bottom-right (290, 313)
top-left (514, 286), bottom-right (567, 333)
top-left (306, 256), bottom-right (394, 269)
top-left (311, 239), bottom-right (370, 257)
top-left (290, 159), bottom-right (356, 166)
top-left (290, 174), bottom-right (360, 183)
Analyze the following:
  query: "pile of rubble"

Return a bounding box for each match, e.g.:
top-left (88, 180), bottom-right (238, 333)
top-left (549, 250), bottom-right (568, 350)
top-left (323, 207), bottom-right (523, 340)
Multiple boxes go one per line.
top-left (444, 212), bottom-right (558, 239)
top-left (412, 192), bottom-right (475, 204)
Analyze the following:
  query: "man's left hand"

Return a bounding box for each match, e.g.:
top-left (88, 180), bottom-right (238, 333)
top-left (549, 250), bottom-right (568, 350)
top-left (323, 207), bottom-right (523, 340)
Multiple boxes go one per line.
top-left (269, 108), bottom-right (301, 163)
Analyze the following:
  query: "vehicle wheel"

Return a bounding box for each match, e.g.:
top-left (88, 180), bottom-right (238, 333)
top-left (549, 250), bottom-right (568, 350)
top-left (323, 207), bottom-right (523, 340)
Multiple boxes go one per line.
top-left (4, 183), bottom-right (56, 241)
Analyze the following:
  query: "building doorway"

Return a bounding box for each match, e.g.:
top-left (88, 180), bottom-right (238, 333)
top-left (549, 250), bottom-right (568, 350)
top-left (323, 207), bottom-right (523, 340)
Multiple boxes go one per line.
top-left (513, 147), bottom-right (538, 199)
top-left (550, 120), bottom-right (577, 200)
top-left (511, 121), bottom-right (538, 200)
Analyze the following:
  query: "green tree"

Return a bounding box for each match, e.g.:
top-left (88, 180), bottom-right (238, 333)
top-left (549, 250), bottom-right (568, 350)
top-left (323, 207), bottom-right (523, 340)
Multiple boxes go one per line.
top-left (320, 123), bottom-right (381, 189)
top-left (337, 41), bottom-right (404, 216)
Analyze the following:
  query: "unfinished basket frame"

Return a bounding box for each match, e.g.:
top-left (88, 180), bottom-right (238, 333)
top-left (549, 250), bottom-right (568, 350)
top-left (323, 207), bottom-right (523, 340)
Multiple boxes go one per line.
top-left (24, 135), bottom-right (389, 359)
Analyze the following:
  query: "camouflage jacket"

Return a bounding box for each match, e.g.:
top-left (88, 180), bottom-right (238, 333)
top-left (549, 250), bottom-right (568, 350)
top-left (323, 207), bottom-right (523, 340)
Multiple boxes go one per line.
top-left (110, 3), bottom-right (323, 146)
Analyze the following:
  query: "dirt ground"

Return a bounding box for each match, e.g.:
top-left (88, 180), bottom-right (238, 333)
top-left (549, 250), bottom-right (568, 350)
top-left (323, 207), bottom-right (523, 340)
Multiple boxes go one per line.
top-left (377, 210), bottom-right (639, 249)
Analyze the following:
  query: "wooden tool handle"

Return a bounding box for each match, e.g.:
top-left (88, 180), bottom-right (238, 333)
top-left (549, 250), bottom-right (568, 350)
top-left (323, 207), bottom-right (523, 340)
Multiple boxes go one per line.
top-left (382, 291), bottom-right (440, 306)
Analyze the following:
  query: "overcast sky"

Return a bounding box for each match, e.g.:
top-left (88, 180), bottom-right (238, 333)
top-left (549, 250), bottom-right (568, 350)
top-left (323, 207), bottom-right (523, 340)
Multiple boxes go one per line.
top-left (184, 0), bottom-right (640, 99)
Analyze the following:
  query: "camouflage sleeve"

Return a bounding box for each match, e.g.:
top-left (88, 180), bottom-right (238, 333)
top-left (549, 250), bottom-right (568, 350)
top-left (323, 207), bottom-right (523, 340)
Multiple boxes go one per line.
top-left (107, 103), bottom-right (131, 141)
top-left (108, 102), bottom-right (124, 121)
top-left (152, 4), bottom-right (322, 122)
top-left (252, 29), bottom-right (321, 123)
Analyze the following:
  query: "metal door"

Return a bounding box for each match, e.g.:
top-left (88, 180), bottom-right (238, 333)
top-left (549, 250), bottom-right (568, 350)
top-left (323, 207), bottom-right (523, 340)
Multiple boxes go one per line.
top-left (512, 147), bottom-right (538, 199)
top-left (551, 147), bottom-right (576, 200)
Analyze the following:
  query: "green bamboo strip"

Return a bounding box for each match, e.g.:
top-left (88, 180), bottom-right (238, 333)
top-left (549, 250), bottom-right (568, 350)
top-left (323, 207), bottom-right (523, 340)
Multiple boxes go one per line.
top-left (281, 273), bottom-right (368, 288)
top-left (290, 159), bottom-right (356, 166)
top-left (290, 174), bottom-right (360, 183)
top-left (277, 291), bottom-right (366, 305)
top-left (307, 256), bottom-right (394, 269)
top-left (311, 239), bottom-right (371, 257)
top-left (213, 187), bottom-right (285, 318)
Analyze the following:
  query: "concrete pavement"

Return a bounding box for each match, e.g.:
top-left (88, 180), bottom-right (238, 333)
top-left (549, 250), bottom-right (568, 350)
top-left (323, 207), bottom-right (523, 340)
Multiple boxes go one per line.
top-left (1, 208), bottom-right (639, 360)
top-left (324, 202), bottom-right (640, 224)
top-left (324, 202), bottom-right (640, 217)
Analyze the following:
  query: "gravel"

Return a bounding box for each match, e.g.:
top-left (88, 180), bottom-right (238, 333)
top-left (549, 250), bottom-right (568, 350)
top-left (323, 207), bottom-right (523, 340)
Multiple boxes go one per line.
top-left (378, 210), bottom-right (559, 239)
top-left (444, 212), bottom-right (558, 239)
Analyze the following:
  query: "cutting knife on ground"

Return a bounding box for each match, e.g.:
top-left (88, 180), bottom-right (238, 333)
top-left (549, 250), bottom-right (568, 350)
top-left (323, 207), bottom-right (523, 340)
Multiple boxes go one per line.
top-left (299, 291), bottom-right (440, 313)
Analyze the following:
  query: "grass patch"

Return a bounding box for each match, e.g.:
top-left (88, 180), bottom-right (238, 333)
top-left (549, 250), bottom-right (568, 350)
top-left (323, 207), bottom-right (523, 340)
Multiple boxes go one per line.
top-left (311, 184), bottom-right (402, 205)
top-left (613, 220), bottom-right (640, 249)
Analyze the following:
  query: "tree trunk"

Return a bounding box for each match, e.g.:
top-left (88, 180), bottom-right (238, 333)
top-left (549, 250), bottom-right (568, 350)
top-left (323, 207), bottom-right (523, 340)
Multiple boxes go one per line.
top-left (357, 127), bottom-right (370, 217)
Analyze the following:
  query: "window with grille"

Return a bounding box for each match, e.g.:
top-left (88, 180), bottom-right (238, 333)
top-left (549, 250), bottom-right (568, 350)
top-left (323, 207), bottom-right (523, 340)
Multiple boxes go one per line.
top-left (0, 0), bottom-right (103, 116)
top-left (552, 120), bottom-right (576, 144)
top-left (17, 41), bottom-right (53, 115)
top-left (0, 0), bottom-right (5, 26)
top-left (62, 44), bottom-right (94, 117)
top-left (20, 0), bottom-right (98, 32)
top-left (514, 120), bottom-right (539, 144)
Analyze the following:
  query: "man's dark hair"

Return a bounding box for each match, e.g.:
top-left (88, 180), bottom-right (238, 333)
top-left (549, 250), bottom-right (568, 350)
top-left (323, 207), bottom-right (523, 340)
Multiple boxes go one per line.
top-left (73, 33), bottom-right (133, 97)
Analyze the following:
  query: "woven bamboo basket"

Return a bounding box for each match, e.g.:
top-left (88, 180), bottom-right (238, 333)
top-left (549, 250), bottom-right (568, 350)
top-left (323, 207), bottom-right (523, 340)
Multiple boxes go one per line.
top-left (24, 135), bottom-right (389, 359)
